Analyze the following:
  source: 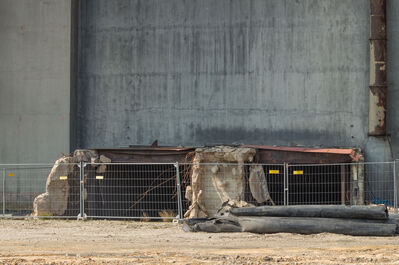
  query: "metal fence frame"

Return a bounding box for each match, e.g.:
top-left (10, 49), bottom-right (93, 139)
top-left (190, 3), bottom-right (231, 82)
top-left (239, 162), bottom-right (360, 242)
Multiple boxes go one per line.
top-left (83, 162), bottom-right (182, 220)
top-left (285, 161), bottom-right (396, 209)
top-left (0, 163), bottom-right (81, 219)
top-left (0, 161), bottom-right (398, 220)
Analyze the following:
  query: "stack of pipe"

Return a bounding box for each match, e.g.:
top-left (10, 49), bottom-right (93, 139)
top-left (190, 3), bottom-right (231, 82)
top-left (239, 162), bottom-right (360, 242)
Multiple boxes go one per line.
top-left (182, 205), bottom-right (399, 236)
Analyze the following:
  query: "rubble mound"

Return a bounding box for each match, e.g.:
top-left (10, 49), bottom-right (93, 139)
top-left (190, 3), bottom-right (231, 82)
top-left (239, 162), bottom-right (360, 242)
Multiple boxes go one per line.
top-left (32, 150), bottom-right (107, 217)
top-left (184, 146), bottom-right (256, 218)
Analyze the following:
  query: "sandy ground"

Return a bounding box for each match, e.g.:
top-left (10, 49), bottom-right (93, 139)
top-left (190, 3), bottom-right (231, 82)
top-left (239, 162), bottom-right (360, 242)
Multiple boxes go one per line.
top-left (0, 219), bottom-right (399, 264)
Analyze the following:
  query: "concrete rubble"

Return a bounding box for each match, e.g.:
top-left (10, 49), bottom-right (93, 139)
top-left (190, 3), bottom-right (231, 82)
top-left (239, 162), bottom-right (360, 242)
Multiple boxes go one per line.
top-left (185, 146), bottom-right (260, 218)
top-left (249, 165), bottom-right (275, 205)
top-left (32, 150), bottom-right (111, 217)
top-left (33, 145), bottom-right (277, 218)
top-left (33, 156), bottom-right (75, 217)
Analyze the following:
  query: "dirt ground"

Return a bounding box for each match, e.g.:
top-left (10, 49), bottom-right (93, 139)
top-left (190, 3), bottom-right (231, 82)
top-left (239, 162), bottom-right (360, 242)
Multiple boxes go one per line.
top-left (0, 219), bottom-right (399, 264)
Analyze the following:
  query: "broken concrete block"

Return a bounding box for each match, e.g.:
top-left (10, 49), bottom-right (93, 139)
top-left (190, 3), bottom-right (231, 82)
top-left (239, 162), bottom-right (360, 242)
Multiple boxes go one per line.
top-left (33, 149), bottom-right (99, 217)
top-left (33, 156), bottom-right (75, 216)
top-left (185, 146), bottom-right (256, 218)
top-left (194, 146), bottom-right (256, 163)
top-left (97, 154), bottom-right (111, 173)
top-left (185, 185), bottom-right (192, 201)
top-left (73, 149), bottom-right (95, 162)
top-left (249, 165), bottom-right (275, 205)
top-left (91, 156), bottom-right (100, 165)
top-left (32, 192), bottom-right (51, 217)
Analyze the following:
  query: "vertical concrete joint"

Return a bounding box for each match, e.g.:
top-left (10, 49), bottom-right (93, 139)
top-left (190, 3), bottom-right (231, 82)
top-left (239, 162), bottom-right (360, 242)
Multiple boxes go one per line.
top-left (369, 0), bottom-right (387, 136)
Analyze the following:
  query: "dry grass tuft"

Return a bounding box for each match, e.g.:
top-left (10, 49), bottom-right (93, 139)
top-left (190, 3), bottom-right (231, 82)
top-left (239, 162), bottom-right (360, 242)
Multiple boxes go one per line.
top-left (141, 212), bottom-right (151, 222)
top-left (158, 210), bottom-right (175, 222)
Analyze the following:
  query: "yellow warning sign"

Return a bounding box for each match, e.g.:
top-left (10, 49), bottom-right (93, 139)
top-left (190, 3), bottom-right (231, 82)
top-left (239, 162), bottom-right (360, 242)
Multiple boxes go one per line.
top-left (59, 176), bottom-right (68, 180)
top-left (293, 170), bottom-right (303, 175)
top-left (8, 173), bottom-right (14, 177)
top-left (269, 170), bottom-right (279, 174)
top-left (96, 175), bottom-right (104, 180)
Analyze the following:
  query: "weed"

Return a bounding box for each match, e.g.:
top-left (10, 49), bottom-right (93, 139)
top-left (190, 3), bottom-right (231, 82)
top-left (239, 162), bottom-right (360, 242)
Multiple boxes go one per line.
top-left (158, 210), bottom-right (175, 222)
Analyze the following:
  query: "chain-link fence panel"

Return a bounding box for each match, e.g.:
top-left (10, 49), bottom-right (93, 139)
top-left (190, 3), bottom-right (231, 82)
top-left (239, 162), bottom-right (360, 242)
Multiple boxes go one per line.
top-left (84, 163), bottom-right (179, 220)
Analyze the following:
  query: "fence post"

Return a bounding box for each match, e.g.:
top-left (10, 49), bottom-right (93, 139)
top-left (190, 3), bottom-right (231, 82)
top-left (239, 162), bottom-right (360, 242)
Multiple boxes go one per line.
top-left (175, 162), bottom-right (183, 220)
top-left (286, 163), bottom-right (290, 205)
top-left (2, 168), bottom-right (5, 216)
top-left (78, 161), bottom-right (87, 220)
top-left (394, 160), bottom-right (398, 215)
top-left (284, 163), bottom-right (288, 206)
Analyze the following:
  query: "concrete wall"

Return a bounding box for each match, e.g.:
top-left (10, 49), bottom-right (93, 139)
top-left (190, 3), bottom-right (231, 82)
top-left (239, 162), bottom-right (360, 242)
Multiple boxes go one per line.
top-left (0, 1), bottom-right (396, 163)
top-left (76, 0), bottom-right (391, 161)
top-left (71, 0), bottom-right (399, 163)
top-left (0, 0), bottom-right (72, 163)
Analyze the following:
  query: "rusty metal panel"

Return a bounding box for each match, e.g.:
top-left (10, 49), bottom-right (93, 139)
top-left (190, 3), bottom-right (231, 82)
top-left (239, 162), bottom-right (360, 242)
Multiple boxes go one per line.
top-left (91, 146), bottom-right (362, 164)
top-left (255, 150), bottom-right (357, 164)
top-left (369, 0), bottom-right (387, 136)
top-left (92, 147), bottom-right (195, 163)
top-left (242, 145), bottom-right (362, 163)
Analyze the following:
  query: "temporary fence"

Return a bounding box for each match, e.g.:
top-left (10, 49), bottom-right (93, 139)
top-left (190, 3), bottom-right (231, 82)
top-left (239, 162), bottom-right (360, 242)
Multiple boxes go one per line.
top-left (84, 163), bottom-right (181, 220)
top-left (0, 163), bottom-right (81, 218)
top-left (0, 161), bottom-right (398, 220)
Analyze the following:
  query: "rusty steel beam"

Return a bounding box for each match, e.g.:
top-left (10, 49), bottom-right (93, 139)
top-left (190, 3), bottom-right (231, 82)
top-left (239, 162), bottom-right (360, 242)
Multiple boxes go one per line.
top-left (369, 0), bottom-right (387, 136)
top-left (90, 146), bottom-right (362, 164)
top-left (92, 147), bottom-right (195, 163)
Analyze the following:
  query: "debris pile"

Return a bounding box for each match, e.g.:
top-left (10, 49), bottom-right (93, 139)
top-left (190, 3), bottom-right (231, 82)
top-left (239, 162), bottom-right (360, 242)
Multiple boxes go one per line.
top-left (32, 150), bottom-right (111, 217)
top-left (182, 205), bottom-right (399, 236)
top-left (184, 146), bottom-right (257, 218)
top-left (33, 156), bottom-right (75, 216)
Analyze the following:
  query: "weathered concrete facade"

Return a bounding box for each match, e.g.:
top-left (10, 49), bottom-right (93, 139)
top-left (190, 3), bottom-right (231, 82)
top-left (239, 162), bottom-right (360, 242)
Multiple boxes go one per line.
top-left (0, 0), bottom-right (72, 163)
top-left (74, 0), bottom-right (399, 163)
top-left (1, 0), bottom-right (399, 164)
